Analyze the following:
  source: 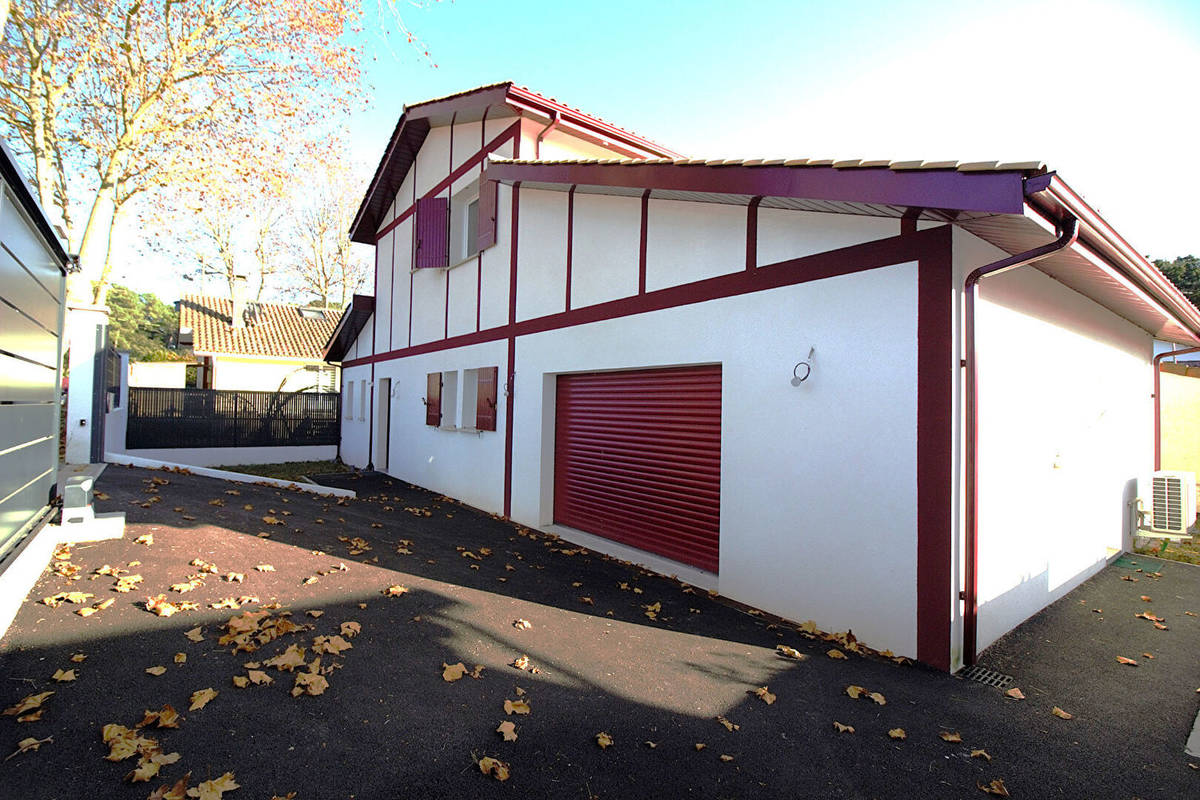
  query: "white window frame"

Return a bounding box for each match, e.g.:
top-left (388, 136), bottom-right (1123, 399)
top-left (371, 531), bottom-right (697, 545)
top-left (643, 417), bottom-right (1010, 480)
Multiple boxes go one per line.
top-left (460, 368), bottom-right (479, 431)
top-left (439, 370), bottom-right (459, 429)
top-left (448, 181), bottom-right (480, 268)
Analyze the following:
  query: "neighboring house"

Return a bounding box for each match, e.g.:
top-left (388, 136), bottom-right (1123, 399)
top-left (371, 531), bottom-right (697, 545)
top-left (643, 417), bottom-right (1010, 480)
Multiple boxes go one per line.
top-left (324, 81), bottom-right (1200, 672)
top-left (179, 293), bottom-right (341, 393)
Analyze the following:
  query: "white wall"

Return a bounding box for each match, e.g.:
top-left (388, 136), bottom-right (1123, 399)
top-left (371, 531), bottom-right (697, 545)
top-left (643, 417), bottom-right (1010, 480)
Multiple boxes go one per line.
top-left (571, 193), bottom-right (641, 308)
top-left (758, 208), bottom-right (899, 266)
top-left (957, 228), bottom-right (1152, 655)
top-left (210, 356), bottom-right (331, 393)
top-left (515, 189), bottom-right (568, 321)
top-left (128, 361), bottom-right (185, 388)
top-left (511, 264), bottom-right (921, 656)
top-left (645, 199), bottom-right (744, 291)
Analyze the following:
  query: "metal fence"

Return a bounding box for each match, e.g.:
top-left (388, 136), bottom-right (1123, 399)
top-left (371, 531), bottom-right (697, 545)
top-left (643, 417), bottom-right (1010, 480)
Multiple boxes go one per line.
top-left (126, 387), bottom-right (340, 450)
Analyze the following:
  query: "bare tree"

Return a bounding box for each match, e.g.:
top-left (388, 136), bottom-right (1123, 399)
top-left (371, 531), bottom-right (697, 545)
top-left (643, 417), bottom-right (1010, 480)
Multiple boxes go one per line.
top-left (286, 166), bottom-right (371, 308)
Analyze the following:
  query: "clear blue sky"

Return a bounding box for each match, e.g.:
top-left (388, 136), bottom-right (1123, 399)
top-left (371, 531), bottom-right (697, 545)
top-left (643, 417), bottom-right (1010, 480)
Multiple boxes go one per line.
top-left (351, 0), bottom-right (1200, 258)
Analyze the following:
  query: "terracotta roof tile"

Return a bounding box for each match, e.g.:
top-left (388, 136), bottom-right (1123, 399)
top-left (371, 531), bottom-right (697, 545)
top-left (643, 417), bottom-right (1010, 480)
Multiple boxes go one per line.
top-left (179, 295), bottom-right (340, 360)
top-left (488, 156), bottom-right (1048, 175)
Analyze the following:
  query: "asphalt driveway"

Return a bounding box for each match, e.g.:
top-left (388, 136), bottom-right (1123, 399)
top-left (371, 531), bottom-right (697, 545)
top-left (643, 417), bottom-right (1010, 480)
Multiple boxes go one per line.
top-left (0, 465), bottom-right (1196, 799)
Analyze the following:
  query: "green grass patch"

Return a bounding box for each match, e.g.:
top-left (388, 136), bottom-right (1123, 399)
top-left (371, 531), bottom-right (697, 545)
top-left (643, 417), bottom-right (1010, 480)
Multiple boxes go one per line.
top-left (216, 460), bottom-right (349, 482)
top-left (1133, 536), bottom-right (1200, 565)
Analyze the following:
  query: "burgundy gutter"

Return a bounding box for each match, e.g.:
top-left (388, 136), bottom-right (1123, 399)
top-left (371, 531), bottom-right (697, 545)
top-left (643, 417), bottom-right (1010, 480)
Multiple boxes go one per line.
top-left (534, 110), bottom-right (560, 159)
top-left (1154, 346), bottom-right (1200, 470)
top-left (962, 214), bottom-right (1078, 667)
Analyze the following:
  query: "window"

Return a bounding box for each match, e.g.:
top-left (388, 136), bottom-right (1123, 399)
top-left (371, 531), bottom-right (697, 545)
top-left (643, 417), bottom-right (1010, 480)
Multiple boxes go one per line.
top-left (459, 366), bottom-right (498, 431)
top-left (415, 180), bottom-right (498, 270)
top-left (425, 372), bottom-right (441, 426)
top-left (345, 381), bottom-right (354, 419)
top-left (298, 307), bottom-right (326, 320)
top-left (449, 183), bottom-right (480, 266)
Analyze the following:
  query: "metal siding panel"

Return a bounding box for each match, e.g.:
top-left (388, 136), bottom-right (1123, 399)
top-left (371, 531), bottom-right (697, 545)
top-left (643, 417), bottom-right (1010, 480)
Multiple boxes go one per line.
top-left (0, 474), bottom-right (53, 562)
top-left (0, 403), bottom-right (56, 457)
top-left (0, 432), bottom-right (55, 507)
top-left (0, 238), bottom-right (60, 332)
top-left (0, 302), bottom-right (57, 368)
top-left (0, 351), bottom-right (56, 403)
top-left (554, 365), bottom-right (721, 573)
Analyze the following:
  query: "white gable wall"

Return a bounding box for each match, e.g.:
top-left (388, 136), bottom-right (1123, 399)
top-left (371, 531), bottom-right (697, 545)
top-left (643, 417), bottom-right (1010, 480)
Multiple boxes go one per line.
top-left (954, 227), bottom-right (1152, 660)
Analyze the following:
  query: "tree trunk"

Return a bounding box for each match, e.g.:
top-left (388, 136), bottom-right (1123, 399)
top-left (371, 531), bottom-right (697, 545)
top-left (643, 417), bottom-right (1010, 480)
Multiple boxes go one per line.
top-left (73, 176), bottom-right (118, 304)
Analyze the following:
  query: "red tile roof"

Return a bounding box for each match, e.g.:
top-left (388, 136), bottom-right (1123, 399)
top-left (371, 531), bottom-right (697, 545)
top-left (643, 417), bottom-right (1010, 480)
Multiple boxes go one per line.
top-left (180, 295), bottom-right (341, 360)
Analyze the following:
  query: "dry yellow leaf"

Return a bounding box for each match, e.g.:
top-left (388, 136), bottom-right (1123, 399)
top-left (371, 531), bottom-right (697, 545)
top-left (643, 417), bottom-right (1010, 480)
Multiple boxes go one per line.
top-left (291, 671), bottom-right (328, 697)
top-left (185, 771), bottom-right (239, 799)
top-left (971, 749), bottom-right (992, 762)
top-left (940, 731), bottom-right (963, 742)
top-left (247, 670), bottom-right (273, 685)
top-left (1116, 656), bottom-right (1138, 666)
top-left (313, 635), bottom-right (353, 655)
top-left (70, 653), bottom-right (86, 663)
top-left (134, 534), bottom-right (153, 545)
top-left (232, 676), bottom-right (249, 688)
top-left (17, 709), bottom-right (44, 723)
top-left (145, 666), bottom-right (167, 677)
top-left (306, 610), bottom-right (324, 618)
top-left (262, 516), bottom-right (282, 525)
top-left (188, 688), bottom-right (218, 711)
top-left (596, 731), bottom-right (614, 749)
top-left (513, 619), bottom-right (532, 630)
top-left (224, 573), bottom-right (245, 583)
top-left (695, 742), bottom-right (707, 751)
top-left (888, 728), bottom-right (907, 740)
top-left (868, 692), bottom-right (887, 706)
top-left (1004, 687), bottom-right (1025, 700)
top-left (478, 756), bottom-right (510, 781)
top-left (776, 645), bottom-right (807, 660)
top-left (978, 778), bottom-right (1010, 797)
top-left (265, 645), bottom-right (306, 672)
top-left (51, 668), bottom-right (76, 682)
top-left (383, 585), bottom-right (408, 597)
top-left (719, 754), bottom-right (734, 762)
top-left (833, 721), bottom-right (854, 734)
top-left (716, 715), bottom-right (739, 732)
top-left (496, 721), bottom-right (518, 741)
top-left (751, 686), bottom-right (776, 705)
top-left (845, 685), bottom-right (866, 699)
top-left (185, 627), bottom-right (204, 643)
top-left (255, 564), bottom-right (275, 572)
top-left (504, 699), bottom-right (531, 715)
top-left (470, 664), bottom-right (485, 679)
top-left (3, 691), bottom-right (53, 716)
top-left (340, 621), bottom-right (361, 638)
top-left (442, 662), bottom-right (467, 682)
top-left (827, 648), bottom-right (847, 660)
top-left (6, 736), bottom-right (51, 760)
top-left (174, 653), bottom-right (187, 664)
top-left (1051, 706), bottom-right (1073, 720)
top-left (138, 705), bottom-right (181, 729)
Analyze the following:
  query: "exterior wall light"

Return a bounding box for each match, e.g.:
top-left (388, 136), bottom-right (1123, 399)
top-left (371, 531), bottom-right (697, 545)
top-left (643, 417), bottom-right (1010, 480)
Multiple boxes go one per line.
top-left (792, 347), bottom-right (815, 386)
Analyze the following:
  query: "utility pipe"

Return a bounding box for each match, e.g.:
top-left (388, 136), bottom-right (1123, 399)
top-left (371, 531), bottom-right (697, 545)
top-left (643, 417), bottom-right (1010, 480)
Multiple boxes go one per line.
top-left (962, 214), bottom-right (1078, 666)
top-left (533, 110), bottom-right (560, 159)
top-left (1153, 346), bottom-right (1200, 470)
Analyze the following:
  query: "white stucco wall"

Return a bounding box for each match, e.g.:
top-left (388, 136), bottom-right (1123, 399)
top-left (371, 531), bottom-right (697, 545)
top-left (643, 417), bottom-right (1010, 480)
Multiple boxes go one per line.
top-left (210, 356), bottom-right (332, 393)
top-left (645, 199), bottom-right (745, 291)
top-left (571, 193), bottom-right (641, 308)
top-left (956, 228), bottom-right (1152, 655)
top-left (515, 189), bottom-right (568, 321)
top-left (128, 361), bottom-right (186, 388)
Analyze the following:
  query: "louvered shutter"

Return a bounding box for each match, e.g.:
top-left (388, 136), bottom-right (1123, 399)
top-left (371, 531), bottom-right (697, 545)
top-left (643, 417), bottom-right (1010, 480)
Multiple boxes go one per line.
top-left (554, 366), bottom-right (722, 573)
top-left (415, 197), bottom-right (449, 268)
top-left (425, 372), bottom-right (441, 426)
top-left (475, 366), bottom-right (498, 431)
top-left (476, 179), bottom-right (498, 252)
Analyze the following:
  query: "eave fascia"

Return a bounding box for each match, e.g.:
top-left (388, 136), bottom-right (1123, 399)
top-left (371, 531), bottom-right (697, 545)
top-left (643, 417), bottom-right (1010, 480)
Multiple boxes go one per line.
top-left (482, 161), bottom-right (1029, 216)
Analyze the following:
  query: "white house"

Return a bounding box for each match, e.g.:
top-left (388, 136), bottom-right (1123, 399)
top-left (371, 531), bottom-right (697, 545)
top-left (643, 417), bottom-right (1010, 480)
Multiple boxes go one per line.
top-left (324, 82), bottom-right (1200, 671)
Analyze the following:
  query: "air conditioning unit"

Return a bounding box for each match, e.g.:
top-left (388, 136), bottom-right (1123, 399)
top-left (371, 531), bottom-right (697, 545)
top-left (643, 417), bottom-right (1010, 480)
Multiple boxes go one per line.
top-left (1142, 470), bottom-right (1197, 537)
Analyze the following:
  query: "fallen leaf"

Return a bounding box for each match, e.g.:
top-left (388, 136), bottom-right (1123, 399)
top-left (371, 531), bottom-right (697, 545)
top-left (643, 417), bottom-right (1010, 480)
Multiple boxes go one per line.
top-left (232, 676), bottom-right (249, 688)
top-left (340, 621), bottom-right (361, 638)
top-left (145, 666), bottom-right (167, 677)
top-left (833, 721), bottom-right (854, 734)
top-left (383, 585), bottom-right (408, 597)
top-left (478, 756), bottom-right (510, 781)
top-left (70, 653), bottom-right (87, 663)
top-left (313, 635), bottom-right (353, 655)
top-left (496, 721), bottom-right (518, 741)
top-left (971, 748), bottom-right (993, 762)
top-left (716, 715), bottom-right (739, 732)
top-left (580, 596), bottom-right (594, 606)
top-left (888, 728), bottom-right (907, 740)
top-left (504, 699), bottom-right (531, 715)
top-left (644, 741), bottom-right (657, 748)
top-left (51, 668), bottom-right (76, 682)
top-left (1004, 687), bottom-right (1025, 700)
top-left (186, 771), bottom-right (239, 799)
top-left (442, 662), bottom-right (467, 682)
top-left (776, 645), bottom-right (807, 660)
top-left (17, 709), bottom-right (44, 722)
top-left (940, 731), bottom-right (963, 743)
top-left (262, 516), bottom-right (283, 525)
top-left (224, 572), bottom-right (245, 583)
top-left (868, 691), bottom-right (887, 706)
top-left (827, 648), bottom-right (847, 660)
top-left (845, 685), bottom-right (866, 699)
top-left (978, 778), bottom-right (1010, 797)
top-left (6, 736), bottom-right (51, 760)
top-left (513, 619), bottom-right (532, 630)
top-left (134, 534), bottom-right (154, 546)
top-left (247, 670), bottom-right (273, 686)
top-left (751, 686), bottom-right (776, 705)
top-left (188, 688), bottom-right (218, 711)
top-left (255, 564), bottom-right (275, 572)
top-left (3, 691), bottom-right (53, 716)
top-left (1116, 656), bottom-right (1138, 666)
top-left (719, 754), bottom-right (735, 762)
top-left (306, 610), bottom-right (324, 618)
top-left (470, 664), bottom-right (485, 679)
top-left (265, 645), bottom-right (306, 672)
top-left (1051, 706), bottom-right (1073, 719)
top-left (596, 731), bottom-right (614, 749)
top-left (694, 743), bottom-right (707, 751)
top-left (291, 671), bottom-right (329, 697)
top-left (138, 705), bottom-right (181, 729)
top-left (1143, 652), bottom-right (1155, 659)
top-left (1121, 575), bottom-right (1136, 581)
top-left (185, 627), bottom-right (204, 643)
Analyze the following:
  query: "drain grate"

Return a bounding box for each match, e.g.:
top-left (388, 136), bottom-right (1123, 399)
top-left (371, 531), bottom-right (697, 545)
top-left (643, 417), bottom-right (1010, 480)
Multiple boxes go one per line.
top-left (958, 664), bottom-right (1014, 689)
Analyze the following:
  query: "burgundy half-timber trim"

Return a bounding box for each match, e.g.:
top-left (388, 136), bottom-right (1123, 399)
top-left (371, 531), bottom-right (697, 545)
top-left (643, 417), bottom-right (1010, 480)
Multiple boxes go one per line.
top-left (638, 189), bottom-right (651, 294)
top-left (477, 106), bottom-right (490, 334)
top-left (446, 113), bottom-right (456, 341)
top-left (915, 224), bottom-right (953, 672)
top-left (346, 226), bottom-right (955, 669)
top-left (503, 182), bottom-right (521, 518)
top-left (565, 185), bottom-right (576, 310)
top-left (484, 161), bottom-right (1029, 217)
top-left (376, 121), bottom-right (521, 243)
top-left (408, 156), bottom-right (416, 347)
top-left (389, 233), bottom-right (396, 351)
top-left (746, 196), bottom-right (763, 270)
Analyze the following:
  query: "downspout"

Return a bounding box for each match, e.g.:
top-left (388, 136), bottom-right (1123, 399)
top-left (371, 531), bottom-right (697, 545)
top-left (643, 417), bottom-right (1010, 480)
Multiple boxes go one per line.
top-left (1154, 346), bottom-right (1200, 470)
top-left (962, 214), bottom-right (1078, 667)
top-left (534, 110), bottom-right (560, 159)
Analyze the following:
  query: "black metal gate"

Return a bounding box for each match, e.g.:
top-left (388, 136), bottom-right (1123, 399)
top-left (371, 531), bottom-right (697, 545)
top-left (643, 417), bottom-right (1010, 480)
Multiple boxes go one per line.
top-left (126, 388), bottom-right (340, 449)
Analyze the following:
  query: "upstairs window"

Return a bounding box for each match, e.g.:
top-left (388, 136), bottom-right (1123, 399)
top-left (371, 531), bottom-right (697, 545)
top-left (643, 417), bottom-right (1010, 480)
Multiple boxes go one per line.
top-left (414, 179), bottom-right (498, 270)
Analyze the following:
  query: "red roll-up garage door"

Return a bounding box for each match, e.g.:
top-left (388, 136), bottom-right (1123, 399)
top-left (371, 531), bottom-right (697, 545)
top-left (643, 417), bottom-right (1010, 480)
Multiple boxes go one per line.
top-left (554, 365), bottom-right (722, 573)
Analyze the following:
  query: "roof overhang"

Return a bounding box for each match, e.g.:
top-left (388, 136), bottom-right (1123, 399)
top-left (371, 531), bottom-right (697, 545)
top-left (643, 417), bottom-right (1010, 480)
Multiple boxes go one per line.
top-left (485, 159), bottom-right (1200, 345)
top-left (350, 83), bottom-right (682, 245)
top-left (323, 295), bottom-right (374, 363)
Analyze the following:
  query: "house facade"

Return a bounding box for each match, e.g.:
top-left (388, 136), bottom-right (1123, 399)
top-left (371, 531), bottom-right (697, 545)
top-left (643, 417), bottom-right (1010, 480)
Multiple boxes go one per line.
top-left (179, 295), bottom-right (341, 393)
top-left (325, 82), bottom-right (1200, 671)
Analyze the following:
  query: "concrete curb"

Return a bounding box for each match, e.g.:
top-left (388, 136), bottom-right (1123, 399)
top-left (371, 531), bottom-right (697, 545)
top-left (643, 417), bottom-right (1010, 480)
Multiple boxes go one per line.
top-left (103, 453), bottom-right (357, 499)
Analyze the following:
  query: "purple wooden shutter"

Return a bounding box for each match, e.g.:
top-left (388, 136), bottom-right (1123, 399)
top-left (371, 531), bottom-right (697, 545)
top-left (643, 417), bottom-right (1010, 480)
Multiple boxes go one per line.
top-left (415, 196), bottom-right (449, 268)
top-left (476, 179), bottom-right (498, 252)
top-left (476, 366), bottom-right (498, 431)
top-left (425, 372), bottom-right (441, 426)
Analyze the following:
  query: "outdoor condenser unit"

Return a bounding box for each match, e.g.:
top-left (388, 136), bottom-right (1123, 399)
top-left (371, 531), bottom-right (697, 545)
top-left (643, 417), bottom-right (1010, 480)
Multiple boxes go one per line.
top-left (1144, 470), bottom-right (1197, 537)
